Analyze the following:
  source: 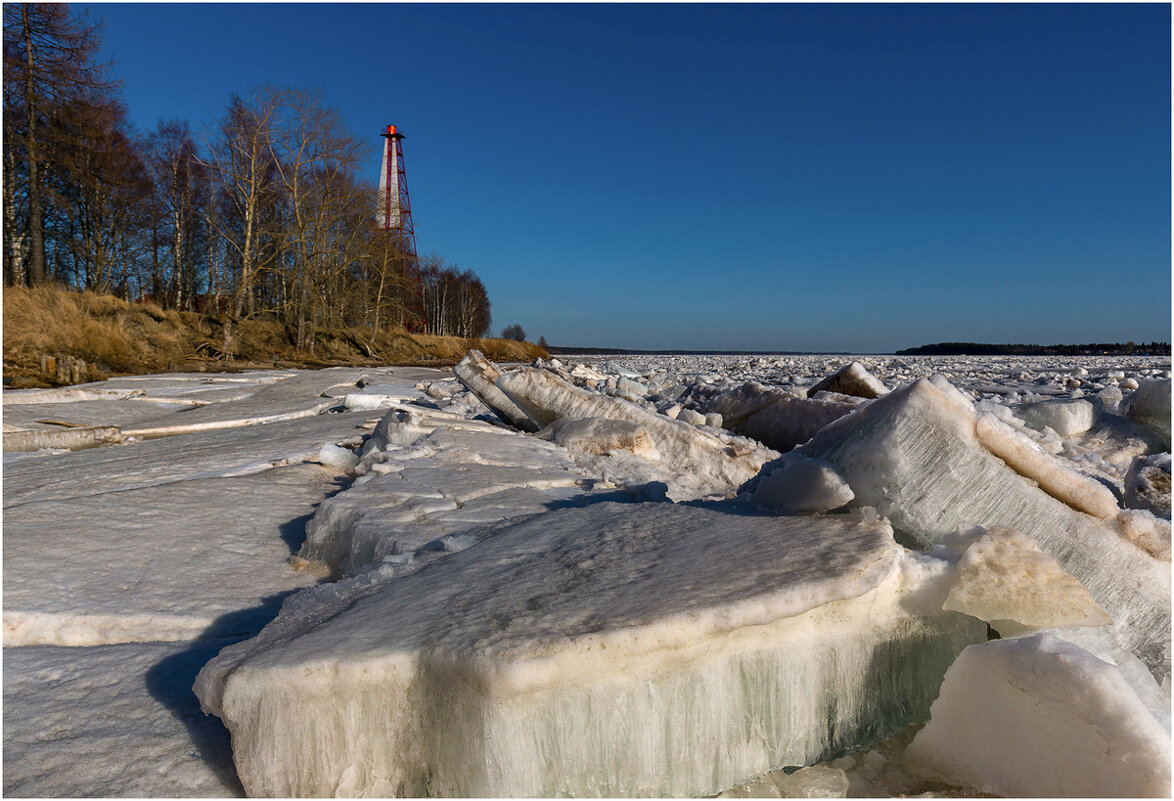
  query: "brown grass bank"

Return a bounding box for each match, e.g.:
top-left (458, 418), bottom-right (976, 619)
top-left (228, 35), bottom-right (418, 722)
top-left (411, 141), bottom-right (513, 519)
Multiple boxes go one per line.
top-left (3, 286), bottom-right (547, 388)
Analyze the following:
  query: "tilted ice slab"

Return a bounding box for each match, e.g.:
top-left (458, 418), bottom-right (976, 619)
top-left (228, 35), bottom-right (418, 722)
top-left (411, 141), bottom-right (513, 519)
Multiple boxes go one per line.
top-left (3, 412), bottom-right (373, 508)
top-left (794, 376), bottom-right (1172, 678)
top-left (196, 504), bottom-right (984, 797)
top-left (494, 366), bottom-right (776, 499)
top-left (904, 632), bottom-right (1170, 797)
top-left (453, 350), bottom-right (538, 431)
top-left (300, 422), bottom-right (588, 575)
top-left (4, 641), bottom-right (244, 797)
top-left (701, 381), bottom-right (857, 453)
top-left (737, 394), bottom-right (859, 454)
top-left (3, 464), bottom-right (333, 646)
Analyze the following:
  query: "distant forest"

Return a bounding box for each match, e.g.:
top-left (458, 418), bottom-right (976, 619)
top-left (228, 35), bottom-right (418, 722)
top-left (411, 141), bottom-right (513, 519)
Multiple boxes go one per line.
top-left (3, 3), bottom-right (493, 352)
top-left (897, 342), bottom-right (1171, 357)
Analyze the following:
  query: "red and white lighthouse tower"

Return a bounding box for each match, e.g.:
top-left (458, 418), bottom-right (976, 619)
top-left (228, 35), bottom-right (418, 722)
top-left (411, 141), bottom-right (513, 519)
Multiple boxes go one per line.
top-left (378, 125), bottom-right (424, 329)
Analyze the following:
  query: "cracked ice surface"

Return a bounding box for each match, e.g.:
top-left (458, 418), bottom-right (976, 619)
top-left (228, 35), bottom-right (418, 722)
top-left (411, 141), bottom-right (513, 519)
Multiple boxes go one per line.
top-left (3, 464), bottom-right (339, 646)
top-left (195, 504), bottom-right (984, 797)
top-left (300, 421), bottom-right (591, 575)
top-left (120, 367), bottom-right (380, 436)
top-left (3, 642), bottom-right (245, 797)
top-left (2, 365), bottom-right (452, 797)
top-left (2, 412), bottom-right (373, 508)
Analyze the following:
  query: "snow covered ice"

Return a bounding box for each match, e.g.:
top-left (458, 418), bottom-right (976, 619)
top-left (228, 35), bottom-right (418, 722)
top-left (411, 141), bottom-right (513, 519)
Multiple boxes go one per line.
top-left (4, 353), bottom-right (1171, 797)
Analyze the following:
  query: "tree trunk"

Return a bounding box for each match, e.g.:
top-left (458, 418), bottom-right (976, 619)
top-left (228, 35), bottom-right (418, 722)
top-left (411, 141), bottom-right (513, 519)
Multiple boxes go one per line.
top-left (23, 5), bottom-right (45, 285)
top-left (4, 144), bottom-right (25, 286)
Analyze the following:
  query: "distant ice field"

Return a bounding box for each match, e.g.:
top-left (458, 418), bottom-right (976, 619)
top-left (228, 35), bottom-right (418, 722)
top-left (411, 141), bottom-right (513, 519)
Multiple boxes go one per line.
top-left (555, 353), bottom-right (1170, 402)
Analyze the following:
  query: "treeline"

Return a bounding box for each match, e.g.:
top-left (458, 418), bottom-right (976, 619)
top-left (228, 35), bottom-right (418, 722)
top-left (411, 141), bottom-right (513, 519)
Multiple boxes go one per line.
top-left (3, 3), bottom-right (492, 353)
top-left (897, 342), bottom-right (1172, 356)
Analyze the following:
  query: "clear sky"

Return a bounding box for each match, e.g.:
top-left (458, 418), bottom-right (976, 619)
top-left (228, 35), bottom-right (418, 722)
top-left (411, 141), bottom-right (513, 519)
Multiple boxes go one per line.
top-left (83, 3), bottom-right (1170, 352)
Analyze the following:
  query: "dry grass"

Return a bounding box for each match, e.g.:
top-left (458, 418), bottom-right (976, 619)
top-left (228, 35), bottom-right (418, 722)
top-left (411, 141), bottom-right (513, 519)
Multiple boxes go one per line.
top-left (3, 286), bottom-right (548, 387)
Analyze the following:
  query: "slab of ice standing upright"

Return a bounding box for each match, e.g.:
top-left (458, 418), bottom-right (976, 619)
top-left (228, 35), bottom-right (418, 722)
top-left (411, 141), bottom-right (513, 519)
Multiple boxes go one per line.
top-left (195, 503), bottom-right (984, 798)
top-left (795, 376), bottom-right (1172, 678)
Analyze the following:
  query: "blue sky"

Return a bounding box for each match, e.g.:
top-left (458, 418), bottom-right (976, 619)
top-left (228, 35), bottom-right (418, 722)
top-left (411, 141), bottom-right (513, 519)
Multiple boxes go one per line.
top-left (84, 3), bottom-right (1170, 352)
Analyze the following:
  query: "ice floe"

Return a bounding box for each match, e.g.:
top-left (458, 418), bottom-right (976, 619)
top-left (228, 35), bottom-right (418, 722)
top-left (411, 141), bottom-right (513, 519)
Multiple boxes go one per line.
top-left (195, 504), bottom-right (984, 797)
top-left (904, 632), bottom-right (1170, 797)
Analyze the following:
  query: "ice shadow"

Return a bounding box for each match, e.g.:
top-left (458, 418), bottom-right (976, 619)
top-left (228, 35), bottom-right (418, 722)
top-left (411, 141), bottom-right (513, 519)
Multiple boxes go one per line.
top-left (143, 501), bottom-right (335, 793)
top-left (143, 592), bottom-right (297, 796)
top-left (278, 513), bottom-right (315, 553)
top-left (278, 475), bottom-right (351, 554)
top-left (540, 482), bottom-right (772, 519)
top-left (541, 482), bottom-right (672, 511)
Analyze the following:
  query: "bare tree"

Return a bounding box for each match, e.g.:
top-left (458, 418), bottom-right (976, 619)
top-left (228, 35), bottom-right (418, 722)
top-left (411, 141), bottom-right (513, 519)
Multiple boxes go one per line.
top-left (501, 323), bottom-right (526, 341)
top-left (265, 88), bottom-right (365, 349)
top-left (3, 3), bottom-right (114, 285)
top-left (53, 96), bottom-right (152, 293)
top-left (203, 90), bottom-right (281, 346)
top-left (145, 120), bottom-right (206, 309)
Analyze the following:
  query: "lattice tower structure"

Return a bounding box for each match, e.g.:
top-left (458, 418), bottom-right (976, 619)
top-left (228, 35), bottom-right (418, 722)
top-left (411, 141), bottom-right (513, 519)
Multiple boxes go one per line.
top-left (378, 125), bottom-right (425, 330)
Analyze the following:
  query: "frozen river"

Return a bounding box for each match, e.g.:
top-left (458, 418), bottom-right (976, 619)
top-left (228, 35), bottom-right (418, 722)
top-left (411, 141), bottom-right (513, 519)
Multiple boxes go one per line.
top-left (2, 354), bottom-right (1169, 796)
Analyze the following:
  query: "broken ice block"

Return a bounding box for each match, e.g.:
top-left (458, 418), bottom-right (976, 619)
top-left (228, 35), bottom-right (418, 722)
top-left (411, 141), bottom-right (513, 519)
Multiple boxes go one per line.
top-left (317, 442), bottom-right (358, 472)
top-left (540, 417), bottom-right (658, 458)
top-left (941, 525), bottom-right (1112, 636)
top-left (495, 367), bottom-right (776, 499)
top-left (1129, 378), bottom-right (1172, 448)
top-left (738, 395), bottom-right (858, 454)
top-left (1012, 397), bottom-right (1099, 438)
top-left (1125, 452), bottom-right (1172, 518)
top-left (704, 382), bottom-right (856, 452)
top-left (453, 350), bottom-right (539, 432)
top-left (904, 632), bottom-right (1171, 797)
top-left (753, 453), bottom-right (855, 514)
top-left (195, 504), bottom-right (984, 797)
top-left (705, 381), bottom-right (789, 429)
top-left (806, 361), bottom-right (888, 399)
top-left (2, 425), bottom-right (122, 452)
top-left (797, 377), bottom-right (1171, 678)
